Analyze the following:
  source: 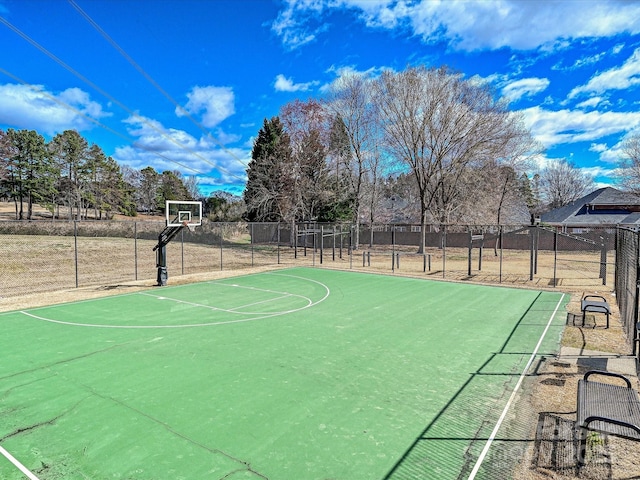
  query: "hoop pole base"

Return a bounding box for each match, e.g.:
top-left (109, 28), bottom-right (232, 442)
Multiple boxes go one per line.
top-left (156, 266), bottom-right (168, 286)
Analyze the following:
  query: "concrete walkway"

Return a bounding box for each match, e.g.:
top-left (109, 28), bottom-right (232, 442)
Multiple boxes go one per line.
top-left (559, 346), bottom-right (637, 377)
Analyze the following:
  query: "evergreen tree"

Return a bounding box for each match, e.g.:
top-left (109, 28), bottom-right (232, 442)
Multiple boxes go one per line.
top-left (159, 170), bottom-right (192, 204)
top-left (50, 130), bottom-right (89, 220)
top-left (243, 117), bottom-right (294, 222)
top-left (139, 166), bottom-right (161, 214)
top-left (5, 129), bottom-right (56, 220)
top-left (85, 145), bottom-right (134, 219)
top-left (205, 192), bottom-right (245, 221)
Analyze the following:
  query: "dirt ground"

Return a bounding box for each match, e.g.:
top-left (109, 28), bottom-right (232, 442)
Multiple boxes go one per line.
top-left (509, 290), bottom-right (640, 480)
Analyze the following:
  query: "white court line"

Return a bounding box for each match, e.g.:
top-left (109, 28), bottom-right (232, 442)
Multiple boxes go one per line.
top-left (140, 284), bottom-right (312, 315)
top-left (467, 293), bottom-right (566, 480)
top-left (0, 445), bottom-right (40, 480)
top-left (19, 273), bottom-right (331, 329)
top-left (227, 293), bottom-right (307, 312)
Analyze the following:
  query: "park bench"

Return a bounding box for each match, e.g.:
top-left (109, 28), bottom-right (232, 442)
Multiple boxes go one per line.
top-left (580, 294), bottom-right (611, 328)
top-left (576, 370), bottom-right (640, 464)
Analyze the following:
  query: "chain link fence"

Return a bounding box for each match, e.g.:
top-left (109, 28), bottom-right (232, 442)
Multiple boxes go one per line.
top-left (0, 220), bottom-right (622, 298)
top-left (291, 223), bottom-right (615, 290)
top-left (0, 220), bottom-right (286, 298)
top-left (615, 227), bottom-right (639, 353)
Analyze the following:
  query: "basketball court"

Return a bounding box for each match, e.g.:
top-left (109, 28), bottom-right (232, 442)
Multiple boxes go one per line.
top-left (0, 266), bottom-right (566, 479)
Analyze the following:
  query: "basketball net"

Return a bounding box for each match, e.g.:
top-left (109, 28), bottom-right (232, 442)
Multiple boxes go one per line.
top-left (182, 220), bottom-right (196, 233)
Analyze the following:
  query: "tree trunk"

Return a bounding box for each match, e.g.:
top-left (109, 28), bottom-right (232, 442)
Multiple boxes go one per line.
top-left (27, 191), bottom-right (33, 220)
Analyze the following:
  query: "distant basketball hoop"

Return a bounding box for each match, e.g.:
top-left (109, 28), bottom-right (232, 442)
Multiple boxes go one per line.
top-left (153, 200), bottom-right (203, 285)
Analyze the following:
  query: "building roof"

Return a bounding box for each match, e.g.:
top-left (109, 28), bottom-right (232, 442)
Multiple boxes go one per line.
top-left (540, 187), bottom-right (640, 226)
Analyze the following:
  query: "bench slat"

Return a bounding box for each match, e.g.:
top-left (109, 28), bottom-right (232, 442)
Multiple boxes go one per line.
top-left (577, 379), bottom-right (640, 440)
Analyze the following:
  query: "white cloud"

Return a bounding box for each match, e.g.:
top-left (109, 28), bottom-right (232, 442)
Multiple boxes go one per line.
top-left (176, 86), bottom-right (235, 128)
top-left (501, 77), bottom-right (550, 102)
top-left (400, 1), bottom-right (640, 51)
top-left (589, 143), bottom-right (607, 153)
top-left (531, 155), bottom-right (609, 183)
top-left (520, 106), bottom-right (640, 147)
top-left (581, 165), bottom-right (610, 178)
top-left (599, 147), bottom-right (624, 164)
top-left (274, 74), bottom-right (319, 92)
top-left (115, 115), bottom-right (249, 186)
top-left (597, 129), bottom-right (640, 164)
top-left (272, 0), bottom-right (640, 51)
top-left (569, 48), bottom-right (640, 98)
top-left (571, 52), bottom-right (606, 69)
top-left (0, 83), bottom-right (110, 135)
top-left (326, 64), bottom-right (383, 79)
top-left (319, 64), bottom-right (384, 92)
top-left (575, 97), bottom-right (606, 109)
top-left (271, 0), bottom-right (327, 49)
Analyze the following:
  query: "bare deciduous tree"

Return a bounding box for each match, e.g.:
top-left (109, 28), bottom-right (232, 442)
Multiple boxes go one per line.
top-left (618, 134), bottom-right (640, 193)
top-left (374, 66), bottom-right (535, 252)
top-left (280, 99), bottom-right (334, 222)
top-left (540, 159), bottom-right (594, 209)
top-left (326, 73), bottom-right (383, 247)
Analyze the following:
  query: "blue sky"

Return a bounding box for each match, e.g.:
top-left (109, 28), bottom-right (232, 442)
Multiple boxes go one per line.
top-left (1, 0), bottom-right (639, 197)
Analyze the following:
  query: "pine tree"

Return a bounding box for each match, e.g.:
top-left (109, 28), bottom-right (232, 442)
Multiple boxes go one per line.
top-left (6, 129), bottom-right (56, 220)
top-left (243, 117), bottom-right (294, 222)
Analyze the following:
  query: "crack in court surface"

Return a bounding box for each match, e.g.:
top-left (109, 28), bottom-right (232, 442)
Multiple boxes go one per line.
top-left (0, 342), bottom-right (126, 381)
top-left (79, 383), bottom-right (270, 480)
top-left (0, 397), bottom-right (89, 442)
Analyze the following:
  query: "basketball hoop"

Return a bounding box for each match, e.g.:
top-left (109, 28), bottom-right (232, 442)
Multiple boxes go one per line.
top-left (183, 221), bottom-right (196, 233)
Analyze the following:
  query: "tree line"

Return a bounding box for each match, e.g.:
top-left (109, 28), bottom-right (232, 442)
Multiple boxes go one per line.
top-left (0, 128), bottom-right (199, 220)
top-left (244, 66), bottom-right (596, 249)
top-left (2, 65), bottom-right (614, 228)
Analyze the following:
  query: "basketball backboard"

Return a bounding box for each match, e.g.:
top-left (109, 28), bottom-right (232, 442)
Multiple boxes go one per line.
top-left (166, 200), bottom-right (202, 227)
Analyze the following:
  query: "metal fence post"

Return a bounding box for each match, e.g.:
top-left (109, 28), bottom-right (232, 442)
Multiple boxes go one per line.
top-left (533, 226), bottom-right (540, 275)
top-left (74, 220), bottom-right (79, 288)
top-left (467, 228), bottom-right (472, 276)
top-left (391, 225), bottom-right (395, 272)
top-left (634, 229), bottom-right (640, 357)
top-left (600, 236), bottom-right (607, 285)
top-left (442, 226), bottom-right (446, 279)
top-left (349, 225), bottom-right (352, 269)
top-left (529, 226), bottom-right (534, 281)
top-left (553, 230), bottom-right (558, 287)
top-left (134, 221), bottom-right (138, 281)
top-left (320, 225), bottom-right (324, 264)
top-left (181, 228), bottom-right (185, 275)
top-left (499, 226), bottom-right (503, 284)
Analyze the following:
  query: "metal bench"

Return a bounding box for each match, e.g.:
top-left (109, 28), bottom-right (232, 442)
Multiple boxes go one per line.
top-left (576, 370), bottom-right (640, 464)
top-left (580, 294), bottom-right (611, 328)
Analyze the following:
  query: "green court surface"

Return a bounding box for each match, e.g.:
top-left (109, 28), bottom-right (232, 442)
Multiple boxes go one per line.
top-left (0, 267), bottom-right (567, 479)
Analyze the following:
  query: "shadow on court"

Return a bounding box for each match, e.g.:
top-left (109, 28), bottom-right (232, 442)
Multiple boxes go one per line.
top-left (382, 293), bottom-right (567, 479)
